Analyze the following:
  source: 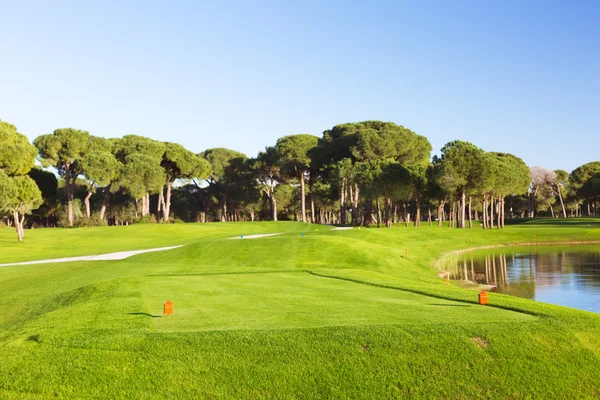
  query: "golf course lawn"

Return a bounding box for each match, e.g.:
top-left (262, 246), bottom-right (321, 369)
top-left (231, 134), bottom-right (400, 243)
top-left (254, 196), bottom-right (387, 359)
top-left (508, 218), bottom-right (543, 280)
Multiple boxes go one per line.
top-left (1, 220), bottom-right (600, 399)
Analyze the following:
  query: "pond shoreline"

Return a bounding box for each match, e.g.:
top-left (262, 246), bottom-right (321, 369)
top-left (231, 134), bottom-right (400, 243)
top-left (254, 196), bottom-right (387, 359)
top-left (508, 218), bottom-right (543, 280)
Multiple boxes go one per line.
top-left (435, 240), bottom-right (600, 276)
top-left (436, 240), bottom-right (600, 313)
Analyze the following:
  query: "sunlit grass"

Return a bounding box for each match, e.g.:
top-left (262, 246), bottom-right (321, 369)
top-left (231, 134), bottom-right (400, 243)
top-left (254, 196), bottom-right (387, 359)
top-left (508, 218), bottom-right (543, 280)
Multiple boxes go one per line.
top-left (1, 219), bottom-right (599, 398)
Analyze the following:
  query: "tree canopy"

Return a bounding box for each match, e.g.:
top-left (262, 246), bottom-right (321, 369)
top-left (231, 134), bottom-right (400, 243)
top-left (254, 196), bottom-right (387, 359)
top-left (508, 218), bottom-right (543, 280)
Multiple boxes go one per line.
top-left (3, 118), bottom-right (600, 236)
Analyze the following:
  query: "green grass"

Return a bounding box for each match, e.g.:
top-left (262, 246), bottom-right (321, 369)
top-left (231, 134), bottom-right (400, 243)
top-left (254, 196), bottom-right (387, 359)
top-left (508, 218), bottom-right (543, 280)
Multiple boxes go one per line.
top-left (1, 219), bottom-right (600, 399)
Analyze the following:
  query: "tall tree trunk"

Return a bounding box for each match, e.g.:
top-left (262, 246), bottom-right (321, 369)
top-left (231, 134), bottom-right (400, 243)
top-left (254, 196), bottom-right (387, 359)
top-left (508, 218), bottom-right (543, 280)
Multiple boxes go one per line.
top-left (349, 183), bottom-right (354, 224)
top-left (300, 170), bottom-right (306, 223)
top-left (376, 198), bottom-right (381, 228)
top-left (66, 175), bottom-right (74, 227)
top-left (134, 199), bottom-right (140, 220)
top-left (267, 183), bottom-right (278, 221)
top-left (85, 185), bottom-right (93, 218)
top-left (548, 202), bottom-right (555, 218)
top-left (310, 191), bottom-right (315, 224)
top-left (158, 188), bottom-right (163, 214)
top-left (142, 194), bottom-right (148, 217)
top-left (428, 207), bottom-right (432, 226)
top-left (501, 197), bottom-right (506, 228)
top-left (159, 186), bottom-right (167, 220)
top-left (557, 187), bottom-right (567, 218)
top-left (460, 188), bottom-right (466, 229)
top-left (100, 185), bottom-right (112, 221)
top-left (164, 181), bottom-right (173, 222)
top-left (385, 197), bottom-right (394, 228)
top-left (414, 200), bottom-right (421, 227)
top-left (467, 196), bottom-right (472, 228)
top-left (497, 199), bottom-right (501, 228)
top-left (340, 178), bottom-right (346, 225)
top-left (437, 200), bottom-right (445, 227)
top-left (490, 196), bottom-right (494, 229)
top-left (527, 192), bottom-right (534, 218)
top-left (352, 184), bottom-right (360, 225)
top-left (271, 194), bottom-right (278, 221)
top-left (14, 210), bottom-right (23, 242)
top-left (482, 197), bottom-right (488, 229)
top-left (19, 215), bottom-right (25, 239)
top-left (363, 198), bottom-right (373, 226)
top-left (220, 194), bottom-right (227, 222)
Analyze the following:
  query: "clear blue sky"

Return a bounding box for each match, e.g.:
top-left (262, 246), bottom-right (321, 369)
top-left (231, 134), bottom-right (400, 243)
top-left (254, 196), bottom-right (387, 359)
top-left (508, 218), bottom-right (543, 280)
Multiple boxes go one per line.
top-left (1, 0), bottom-right (598, 172)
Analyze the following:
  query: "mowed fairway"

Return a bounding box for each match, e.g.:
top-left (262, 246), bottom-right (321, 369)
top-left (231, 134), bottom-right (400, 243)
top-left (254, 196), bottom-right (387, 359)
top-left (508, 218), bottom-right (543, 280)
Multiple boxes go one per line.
top-left (145, 273), bottom-right (532, 332)
top-left (1, 221), bottom-right (600, 399)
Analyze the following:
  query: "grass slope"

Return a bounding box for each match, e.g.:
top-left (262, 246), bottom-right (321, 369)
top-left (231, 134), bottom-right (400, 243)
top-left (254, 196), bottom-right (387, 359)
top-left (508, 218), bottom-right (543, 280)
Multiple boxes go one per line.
top-left (0, 219), bottom-right (599, 399)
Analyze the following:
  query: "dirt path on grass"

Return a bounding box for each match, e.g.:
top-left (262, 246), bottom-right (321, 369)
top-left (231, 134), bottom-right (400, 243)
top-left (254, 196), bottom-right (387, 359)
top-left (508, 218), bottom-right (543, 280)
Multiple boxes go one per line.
top-left (0, 246), bottom-right (183, 267)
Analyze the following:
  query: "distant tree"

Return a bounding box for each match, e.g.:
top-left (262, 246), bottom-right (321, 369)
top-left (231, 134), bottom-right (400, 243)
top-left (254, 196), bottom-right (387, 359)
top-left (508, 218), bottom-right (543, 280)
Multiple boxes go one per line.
top-left (529, 166), bottom-right (557, 218)
top-left (0, 120), bottom-right (42, 240)
top-left (320, 121), bottom-right (430, 226)
top-left (201, 148), bottom-right (246, 222)
top-left (404, 163), bottom-right (429, 227)
top-left (113, 135), bottom-right (165, 162)
top-left (578, 172), bottom-right (600, 214)
top-left (80, 142), bottom-right (121, 219)
top-left (552, 169), bottom-right (569, 218)
top-left (569, 162), bottom-right (600, 216)
top-left (426, 161), bottom-right (450, 227)
top-left (437, 141), bottom-right (485, 228)
top-left (34, 128), bottom-right (91, 226)
top-left (0, 173), bottom-right (43, 241)
top-left (159, 143), bottom-right (211, 222)
top-left (112, 135), bottom-right (164, 217)
top-left (224, 156), bottom-right (261, 221)
top-left (28, 167), bottom-right (59, 227)
top-left (0, 120), bottom-right (37, 176)
top-left (276, 134), bottom-right (319, 223)
top-left (0, 172), bottom-right (17, 223)
top-left (370, 160), bottom-right (414, 227)
top-left (119, 154), bottom-right (165, 219)
top-left (477, 153), bottom-right (501, 229)
top-left (487, 153), bottom-right (530, 227)
top-left (250, 147), bottom-right (281, 221)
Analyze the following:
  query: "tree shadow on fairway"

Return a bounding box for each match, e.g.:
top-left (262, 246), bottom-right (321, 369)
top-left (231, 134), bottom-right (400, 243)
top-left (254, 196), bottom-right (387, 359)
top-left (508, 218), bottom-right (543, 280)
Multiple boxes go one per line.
top-left (506, 217), bottom-right (600, 227)
top-left (127, 312), bottom-right (162, 318)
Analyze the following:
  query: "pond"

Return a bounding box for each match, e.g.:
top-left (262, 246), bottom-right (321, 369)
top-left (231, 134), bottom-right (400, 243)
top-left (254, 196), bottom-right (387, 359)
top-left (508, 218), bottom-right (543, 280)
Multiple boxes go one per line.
top-left (453, 245), bottom-right (600, 313)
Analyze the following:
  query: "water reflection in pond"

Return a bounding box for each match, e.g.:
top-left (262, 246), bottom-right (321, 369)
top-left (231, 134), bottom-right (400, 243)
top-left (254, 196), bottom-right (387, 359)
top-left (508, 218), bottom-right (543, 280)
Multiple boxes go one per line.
top-left (454, 245), bottom-right (600, 313)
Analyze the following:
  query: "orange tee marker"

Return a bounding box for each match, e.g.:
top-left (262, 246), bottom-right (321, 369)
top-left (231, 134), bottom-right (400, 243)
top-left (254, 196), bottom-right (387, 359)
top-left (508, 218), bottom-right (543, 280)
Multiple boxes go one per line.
top-left (164, 300), bottom-right (174, 316)
top-left (478, 291), bottom-right (488, 305)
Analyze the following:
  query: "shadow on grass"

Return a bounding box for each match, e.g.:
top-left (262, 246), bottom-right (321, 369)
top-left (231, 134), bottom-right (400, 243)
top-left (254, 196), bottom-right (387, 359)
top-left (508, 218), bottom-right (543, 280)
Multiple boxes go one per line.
top-left (26, 334), bottom-right (42, 344)
top-left (145, 269), bottom-right (302, 277)
top-left (127, 312), bottom-right (162, 318)
top-left (505, 217), bottom-right (600, 226)
top-left (307, 271), bottom-right (541, 317)
top-left (427, 303), bottom-right (472, 307)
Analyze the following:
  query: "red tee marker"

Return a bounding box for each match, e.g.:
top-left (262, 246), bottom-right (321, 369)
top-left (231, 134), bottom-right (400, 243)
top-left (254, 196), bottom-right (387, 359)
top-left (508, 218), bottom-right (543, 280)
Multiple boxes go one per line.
top-left (164, 300), bottom-right (173, 316)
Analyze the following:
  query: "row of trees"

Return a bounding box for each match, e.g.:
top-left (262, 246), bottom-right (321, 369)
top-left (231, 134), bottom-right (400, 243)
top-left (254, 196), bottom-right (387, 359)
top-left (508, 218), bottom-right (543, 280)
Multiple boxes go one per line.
top-left (528, 163), bottom-right (600, 218)
top-left (1, 119), bottom-right (599, 241)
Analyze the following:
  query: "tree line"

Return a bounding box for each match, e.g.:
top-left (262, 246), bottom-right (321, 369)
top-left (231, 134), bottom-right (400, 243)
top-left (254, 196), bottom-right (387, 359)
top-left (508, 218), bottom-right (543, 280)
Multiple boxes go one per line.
top-left (1, 119), bottom-right (599, 241)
